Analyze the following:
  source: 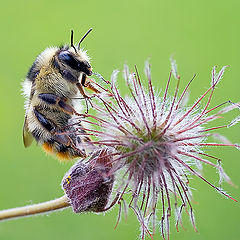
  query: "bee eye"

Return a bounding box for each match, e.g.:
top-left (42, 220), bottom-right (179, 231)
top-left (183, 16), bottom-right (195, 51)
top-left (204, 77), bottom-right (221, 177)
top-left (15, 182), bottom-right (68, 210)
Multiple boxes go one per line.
top-left (58, 50), bottom-right (92, 76)
top-left (58, 51), bottom-right (79, 70)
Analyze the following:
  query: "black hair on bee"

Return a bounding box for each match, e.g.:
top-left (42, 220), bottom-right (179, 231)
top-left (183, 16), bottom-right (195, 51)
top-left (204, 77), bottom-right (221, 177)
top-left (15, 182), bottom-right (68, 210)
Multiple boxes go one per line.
top-left (22, 29), bottom-right (99, 161)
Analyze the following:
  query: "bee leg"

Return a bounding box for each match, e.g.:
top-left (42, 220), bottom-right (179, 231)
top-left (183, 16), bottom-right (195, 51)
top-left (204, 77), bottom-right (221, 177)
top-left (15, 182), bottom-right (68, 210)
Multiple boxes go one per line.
top-left (53, 131), bottom-right (73, 147)
top-left (34, 107), bottom-right (69, 143)
top-left (84, 81), bottom-right (101, 94)
top-left (34, 108), bottom-right (55, 132)
top-left (76, 82), bottom-right (94, 113)
top-left (34, 107), bottom-right (86, 159)
top-left (38, 93), bottom-right (82, 116)
top-left (52, 128), bottom-right (87, 158)
top-left (81, 73), bottom-right (101, 94)
top-left (35, 107), bottom-right (83, 151)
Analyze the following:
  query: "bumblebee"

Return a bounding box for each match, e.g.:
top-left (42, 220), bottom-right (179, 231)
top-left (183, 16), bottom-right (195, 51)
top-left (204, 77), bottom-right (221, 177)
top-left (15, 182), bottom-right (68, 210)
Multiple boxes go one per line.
top-left (22, 29), bottom-right (98, 161)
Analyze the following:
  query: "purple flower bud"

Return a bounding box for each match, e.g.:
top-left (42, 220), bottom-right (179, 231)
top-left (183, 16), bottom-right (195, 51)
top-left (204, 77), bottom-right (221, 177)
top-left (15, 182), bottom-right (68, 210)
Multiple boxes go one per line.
top-left (62, 150), bottom-right (114, 213)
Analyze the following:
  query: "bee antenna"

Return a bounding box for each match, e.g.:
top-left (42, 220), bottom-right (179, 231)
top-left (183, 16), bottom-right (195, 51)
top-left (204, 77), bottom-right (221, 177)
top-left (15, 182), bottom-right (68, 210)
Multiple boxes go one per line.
top-left (77, 28), bottom-right (93, 50)
top-left (70, 30), bottom-right (77, 53)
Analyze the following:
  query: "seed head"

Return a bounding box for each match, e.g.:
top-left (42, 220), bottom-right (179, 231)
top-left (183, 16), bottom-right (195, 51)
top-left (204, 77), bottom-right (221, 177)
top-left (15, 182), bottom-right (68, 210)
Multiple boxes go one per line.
top-left (71, 61), bottom-right (240, 239)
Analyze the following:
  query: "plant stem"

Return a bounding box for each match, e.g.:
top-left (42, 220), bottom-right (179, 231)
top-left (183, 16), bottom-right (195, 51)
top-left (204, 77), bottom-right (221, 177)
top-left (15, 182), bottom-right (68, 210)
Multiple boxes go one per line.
top-left (0, 195), bottom-right (70, 222)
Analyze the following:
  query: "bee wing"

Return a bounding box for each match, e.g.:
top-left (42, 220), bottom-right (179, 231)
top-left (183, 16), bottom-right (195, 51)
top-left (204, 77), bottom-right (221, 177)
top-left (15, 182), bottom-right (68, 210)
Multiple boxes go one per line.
top-left (23, 116), bottom-right (34, 147)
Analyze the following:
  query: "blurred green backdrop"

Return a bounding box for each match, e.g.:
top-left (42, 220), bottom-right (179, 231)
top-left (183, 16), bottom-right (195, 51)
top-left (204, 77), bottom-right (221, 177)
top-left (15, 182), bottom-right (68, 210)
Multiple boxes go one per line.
top-left (0, 0), bottom-right (240, 239)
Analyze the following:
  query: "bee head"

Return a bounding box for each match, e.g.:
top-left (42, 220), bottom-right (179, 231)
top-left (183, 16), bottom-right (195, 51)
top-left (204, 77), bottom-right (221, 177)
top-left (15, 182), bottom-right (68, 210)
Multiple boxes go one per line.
top-left (55, 29), bottom-right (93, 79)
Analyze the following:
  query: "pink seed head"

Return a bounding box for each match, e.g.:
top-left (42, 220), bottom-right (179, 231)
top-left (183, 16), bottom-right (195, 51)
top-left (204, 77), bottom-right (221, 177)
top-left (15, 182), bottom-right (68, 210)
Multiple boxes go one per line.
top-left (71, 61), bottom-right (240, 239)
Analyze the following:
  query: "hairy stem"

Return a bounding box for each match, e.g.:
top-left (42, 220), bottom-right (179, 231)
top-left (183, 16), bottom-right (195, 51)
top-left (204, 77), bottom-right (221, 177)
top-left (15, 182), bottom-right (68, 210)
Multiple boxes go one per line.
top-left (0, 195), bottom-right (70, 222)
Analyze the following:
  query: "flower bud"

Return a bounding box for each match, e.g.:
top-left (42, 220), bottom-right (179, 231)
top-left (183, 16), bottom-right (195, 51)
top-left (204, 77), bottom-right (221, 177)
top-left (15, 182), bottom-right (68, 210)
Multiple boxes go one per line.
top-left (62, 150), bottom-right (114, 213)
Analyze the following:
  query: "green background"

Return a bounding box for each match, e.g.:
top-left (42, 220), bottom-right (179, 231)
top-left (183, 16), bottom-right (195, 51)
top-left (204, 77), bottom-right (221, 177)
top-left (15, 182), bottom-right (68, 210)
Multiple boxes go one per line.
top-left (0, 0), bottom-right (240, 239)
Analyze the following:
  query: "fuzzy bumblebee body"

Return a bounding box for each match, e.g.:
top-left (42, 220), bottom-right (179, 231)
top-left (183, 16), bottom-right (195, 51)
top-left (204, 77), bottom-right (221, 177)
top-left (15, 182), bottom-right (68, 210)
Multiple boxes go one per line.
top-left (22, 30), bottom-right (94, 161)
